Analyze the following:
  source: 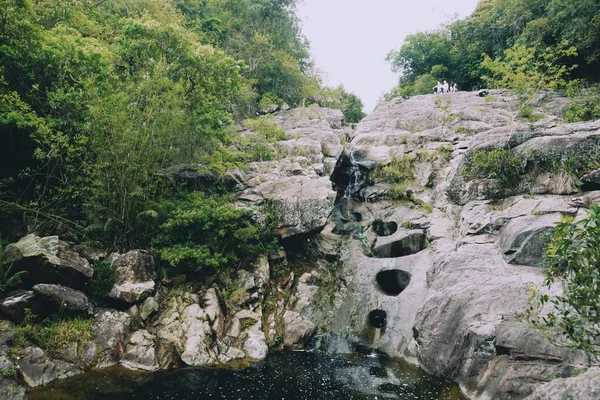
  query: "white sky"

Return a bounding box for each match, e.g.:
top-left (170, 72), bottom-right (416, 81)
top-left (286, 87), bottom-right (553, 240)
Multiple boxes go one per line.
top-left (297, 0), bottom-right (480, 112)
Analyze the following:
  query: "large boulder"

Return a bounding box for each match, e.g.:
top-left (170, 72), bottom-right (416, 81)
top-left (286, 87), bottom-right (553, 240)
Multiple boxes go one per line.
top-left (2, 235), bottom-right (92, 289)
top-left (32, 284), bottom-right (90, 314)
top-left (283, 311), bottom-right (316, 349)
top-left (246, 176), bottom-right (336, 238)
top-left (156, 293), bottom-right (218, 367)
top-left (17, 346), bottom-right (80, 387)
top-left (413, 243), bottom-right (590, 399)
top-left (108, 250), bottom-right (156, 303)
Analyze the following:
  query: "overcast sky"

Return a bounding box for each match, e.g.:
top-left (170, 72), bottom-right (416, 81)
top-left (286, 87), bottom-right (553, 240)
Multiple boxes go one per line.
top-left (296, 0), bottom-right (480, 112)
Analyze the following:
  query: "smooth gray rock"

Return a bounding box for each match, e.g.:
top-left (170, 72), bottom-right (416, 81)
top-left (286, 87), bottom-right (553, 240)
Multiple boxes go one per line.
top-left (283, 311), bottom-right (316, 349)
top-left (524, 368), bottom-right (600, 400)
top-left (497, 214), bottom-right (562, 266)
top-left (17, 346), bottom-right (80, 387)
top-left (413, 243), bottom-right (590, 399)
top-left (32, 284), bottom-right (89, 313)
top-left (121, 330), bottom-right (159, 372)
top-left (139, 297), bottom-right (159, 321)
top-left (241, 176), bottom-right (336, 238)
top-left (108, 250), bottom-right (156, 303)
top-left (2, 235), bottom-right (92, 289)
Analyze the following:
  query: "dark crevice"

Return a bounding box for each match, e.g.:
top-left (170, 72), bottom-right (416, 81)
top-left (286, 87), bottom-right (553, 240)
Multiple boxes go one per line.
top-left (376, 270), bottom-right (411, 296)
top-left (368, 309), bottom-right (387, 329)
top-left (372, 232), bottom-right (427, 258)
top-left (372, 219), bottom-right (398, 237)
top-left (495, 345), bottom-right (512, 356)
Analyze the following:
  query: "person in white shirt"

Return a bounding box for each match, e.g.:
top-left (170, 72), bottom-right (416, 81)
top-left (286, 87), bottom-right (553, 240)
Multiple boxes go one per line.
top-left (443, 80), bottom-right (449, 93)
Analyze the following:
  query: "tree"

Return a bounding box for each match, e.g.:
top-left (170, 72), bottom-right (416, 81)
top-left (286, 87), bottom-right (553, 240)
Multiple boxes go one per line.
top-left (481, 41), bottom-right (578, 105)
top-left (523, 205), bottom-right (600, 354)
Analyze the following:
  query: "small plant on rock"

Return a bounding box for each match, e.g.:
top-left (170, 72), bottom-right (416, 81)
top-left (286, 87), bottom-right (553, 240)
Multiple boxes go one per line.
top-left (461, 149), bottom-right (523, 189)
top-left (87, 259), bottom-right (118, 298)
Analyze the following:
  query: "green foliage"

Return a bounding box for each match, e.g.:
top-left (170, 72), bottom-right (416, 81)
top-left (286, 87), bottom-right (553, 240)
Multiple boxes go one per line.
top-left (522, 205), bottom-right (600, 354)
top-left (481, 41), bottom-right (578, 104)
top-left (245, 117), bottom-right (288, 142)
top-left (386, 0), bottom-right (600, 96)
top-left (0, 0), bottom-right (328, 248)
top-left (153, 193), bottom-right (277, 273)
top-left (11, 314), bottom-right (93, 356)
top-left (371, 156), bottom-right (415, 184)
top-left (564, 81), bottom-right (600, 122)
top-left (314, 85), bottom-right (366, 123)
top-left (87, 260), bottom-right (118, 298)
top-left (437, 145), bottom-right (454, 162)
top-left (462, 149), bottom-right (523, 188)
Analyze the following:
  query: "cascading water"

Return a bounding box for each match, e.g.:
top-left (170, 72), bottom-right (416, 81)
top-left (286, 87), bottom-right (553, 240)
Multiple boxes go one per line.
top-left (330, 149), bottom-right (370, 234)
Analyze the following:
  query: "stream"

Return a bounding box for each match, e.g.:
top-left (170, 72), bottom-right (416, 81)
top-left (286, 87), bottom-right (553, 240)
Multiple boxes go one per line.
top-left (30, 350), bottom-right (466, 400)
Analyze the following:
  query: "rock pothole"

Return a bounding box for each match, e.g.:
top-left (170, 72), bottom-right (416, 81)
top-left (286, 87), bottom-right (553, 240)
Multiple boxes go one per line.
top-left (376, 270), bottom-right (411, 296)
top-left (372, 219), bottom-right (398, 237)
top-left (368, 309), bottom-right (387, 329)
top-left (372, 231), bottom-right (427, 258)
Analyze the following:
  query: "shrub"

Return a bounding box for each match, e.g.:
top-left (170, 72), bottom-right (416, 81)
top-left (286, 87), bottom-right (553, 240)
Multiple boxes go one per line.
top-left (462, 149), bottom-right (523, 188)
top-left (87, 259), bottom-right (118, 297)
top-left (371, 156), bottom-right (415, 184)
top-left (522, 206), bottom-right (600, 354)
top-left (564, 81), bottom-right (600, 123)
top-left (153, 193), bottom-right (277, 273)
top-left (245, 116), bottom-right (287, 142)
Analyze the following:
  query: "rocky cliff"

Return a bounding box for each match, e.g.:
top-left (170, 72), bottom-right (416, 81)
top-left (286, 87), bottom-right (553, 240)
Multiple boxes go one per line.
top-left (2, 93), bottom-right (600, 399)
top-left (295, 91), bottom-right (600, 399)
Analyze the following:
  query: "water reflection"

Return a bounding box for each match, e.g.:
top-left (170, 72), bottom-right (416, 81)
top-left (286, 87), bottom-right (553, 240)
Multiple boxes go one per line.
top-left (30, 351), bottom-right (465, 400)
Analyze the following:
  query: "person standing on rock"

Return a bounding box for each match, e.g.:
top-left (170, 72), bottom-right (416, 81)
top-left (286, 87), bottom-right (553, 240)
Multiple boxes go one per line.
top-left (433, 82), bottom-right (440, 94)
top-left (443, 80), bottom-right (449, 94)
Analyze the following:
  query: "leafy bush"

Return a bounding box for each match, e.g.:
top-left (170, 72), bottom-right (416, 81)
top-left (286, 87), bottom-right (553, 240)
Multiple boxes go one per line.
top-left (522, 205), bottom-right (600, 354)
top-left (462, 149), bottom-right (523, 188)
top-left (564, 82), bottom-right (600, 123)
top-left (371, 156), bottom-right (415, 184)
top-left (87, 260), bottom-right (118, 297)
top-left (153, 193), bottom-right (277, 273)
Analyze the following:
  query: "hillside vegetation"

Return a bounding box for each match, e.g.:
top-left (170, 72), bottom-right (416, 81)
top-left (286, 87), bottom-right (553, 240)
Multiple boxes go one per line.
top-left (386, 0), bottom-right (600, 117)
top-left (0, 0), bottom-right (364, 251)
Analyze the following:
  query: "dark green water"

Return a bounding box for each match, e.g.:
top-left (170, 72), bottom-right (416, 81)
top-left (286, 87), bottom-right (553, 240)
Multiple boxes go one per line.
top-left (30, 351), bottom-right (466, 400)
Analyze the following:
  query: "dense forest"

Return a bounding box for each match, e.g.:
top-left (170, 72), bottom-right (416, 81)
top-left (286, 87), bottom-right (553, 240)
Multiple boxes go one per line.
top-left (0, 0), bottom-right (364, 260)
top-left (386, 0), bottom-right (600, 109)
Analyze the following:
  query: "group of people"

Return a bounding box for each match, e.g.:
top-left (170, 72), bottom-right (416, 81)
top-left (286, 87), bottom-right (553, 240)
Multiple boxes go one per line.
top-left (433, 80), bottom-right (458, 94)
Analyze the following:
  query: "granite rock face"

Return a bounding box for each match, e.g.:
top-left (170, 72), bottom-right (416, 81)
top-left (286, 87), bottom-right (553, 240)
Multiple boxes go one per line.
top-left (302, 91), bottom-right (598, 399)
top-left (17, 346), bottom-right (80, 387)
top-left (524, 368), bottom-right (600, 400)
top-left (108, 250), bottom-right (156, 304)
top-left (2, 234), bottom-right (93, 289)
